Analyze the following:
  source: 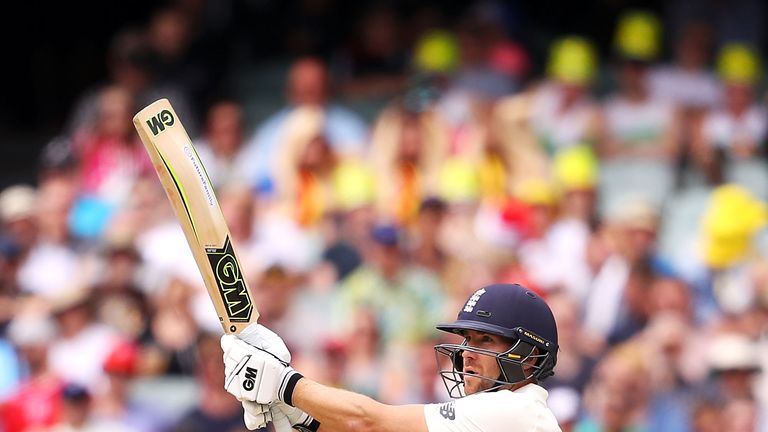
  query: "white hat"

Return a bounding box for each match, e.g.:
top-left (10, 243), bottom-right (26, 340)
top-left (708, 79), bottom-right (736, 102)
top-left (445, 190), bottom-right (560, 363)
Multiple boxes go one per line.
top-left (606, 194), bottom-right (659, 231)
top-left (7, 312), bottom-right (57, 346)
top-left (0, 185), bottom-right (37, 222)
top-left (707, 333), bottom-right (761, 372)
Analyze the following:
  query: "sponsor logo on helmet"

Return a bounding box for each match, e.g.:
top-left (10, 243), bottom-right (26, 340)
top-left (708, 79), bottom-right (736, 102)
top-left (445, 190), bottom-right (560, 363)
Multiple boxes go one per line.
top-left (523, 330), bottom-right (546, 345)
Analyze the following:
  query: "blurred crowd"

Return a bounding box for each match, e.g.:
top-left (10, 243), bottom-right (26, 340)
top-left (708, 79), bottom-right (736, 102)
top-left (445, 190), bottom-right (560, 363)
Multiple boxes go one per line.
top-left (2, 1), bottom-right (768, 431)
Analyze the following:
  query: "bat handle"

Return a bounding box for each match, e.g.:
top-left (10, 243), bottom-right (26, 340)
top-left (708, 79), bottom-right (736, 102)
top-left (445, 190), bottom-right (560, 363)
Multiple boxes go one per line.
top-left (272, 408), bottom-right (294, 432)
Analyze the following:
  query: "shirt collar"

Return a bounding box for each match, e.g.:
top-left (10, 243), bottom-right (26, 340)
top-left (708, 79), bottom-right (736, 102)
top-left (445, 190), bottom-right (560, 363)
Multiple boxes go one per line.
top-left (512, 383), bottom-right (549, 402)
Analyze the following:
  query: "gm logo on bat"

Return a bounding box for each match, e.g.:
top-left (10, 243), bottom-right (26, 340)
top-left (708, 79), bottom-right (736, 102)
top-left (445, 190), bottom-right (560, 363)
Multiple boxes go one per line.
top-left (207, 237), bottom-right (253, 323)
top-left (146, 109), bottom-right (175, 135)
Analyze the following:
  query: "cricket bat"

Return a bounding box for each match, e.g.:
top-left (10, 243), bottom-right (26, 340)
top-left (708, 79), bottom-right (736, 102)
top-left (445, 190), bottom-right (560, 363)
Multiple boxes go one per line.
top-left (133, 98), bottom-right (257, 334)
top-left (135, 101), bottom-right (294, 432)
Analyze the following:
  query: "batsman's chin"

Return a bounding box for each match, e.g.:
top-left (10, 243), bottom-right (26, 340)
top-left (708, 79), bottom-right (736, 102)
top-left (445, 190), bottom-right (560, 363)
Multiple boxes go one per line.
top-left (462, 374), bottom-right (482, 395)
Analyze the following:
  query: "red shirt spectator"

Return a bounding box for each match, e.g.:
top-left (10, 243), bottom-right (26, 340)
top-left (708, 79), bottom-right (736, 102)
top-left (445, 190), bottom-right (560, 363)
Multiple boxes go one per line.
top-left (0, 375), bottom-right (63, 432)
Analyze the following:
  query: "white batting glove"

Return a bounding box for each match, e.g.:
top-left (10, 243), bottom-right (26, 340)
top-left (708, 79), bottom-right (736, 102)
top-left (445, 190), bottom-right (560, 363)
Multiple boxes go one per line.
top-left (240, 401), bottom-right (304, 431)
top-left (237, 323), bottom-right (291, 364)
top-left (221, 335), bottom-right (304, 404)
top-left (241, 401), bottom-right (272, 430)
top-left (272, 401), bottom-right (320, 431)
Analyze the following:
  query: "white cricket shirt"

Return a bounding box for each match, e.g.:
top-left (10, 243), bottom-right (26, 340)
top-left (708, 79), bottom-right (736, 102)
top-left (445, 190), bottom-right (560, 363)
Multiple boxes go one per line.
top-left (423, 384), bottom-right (561, 432)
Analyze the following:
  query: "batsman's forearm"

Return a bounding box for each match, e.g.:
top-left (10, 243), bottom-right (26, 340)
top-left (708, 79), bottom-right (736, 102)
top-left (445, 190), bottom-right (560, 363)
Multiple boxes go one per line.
top-left (292, 378), bottom-right (380, 431)
top-left (290, 378), bottom-right (427, 432)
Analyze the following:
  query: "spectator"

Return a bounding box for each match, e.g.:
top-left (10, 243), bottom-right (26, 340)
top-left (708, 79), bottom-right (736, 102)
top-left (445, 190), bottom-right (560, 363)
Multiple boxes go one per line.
top-left (435, 102), bottom-right (507, 208)
top-left (410, 336), bottom-right (449, 403)
top-left (635, 311), bottom-right (701, 432)
top-left (597, 10), bottom-right (682, 162)
top-left (377, 333), bottom-right (448, 405)
top-left (513, 178), bottom-right (564, 293)
top-left (446, 5), bottom-right (519, 104)
top-left (331, 3), bottom-right (410, 99)
top-left (250, 260), bottom-right (303, 330)
top-left (705, 332), bottom-right (762, 401)
top-left (0, 237), bottom-right (22, 325)
top-left (239, 56), bottom-right (369, 189)
top-left (648, 19), bottom-right (721, 188)
top-left (411, 29), bottom-right (460, 83)
top-left (581, 196), bottom-right (667, 347)
top-left (99, 176), bottom-right (169, 247)
top-left (691, 43), bottom-right (767, 184)
top-left (16, 177), bottom-right (84, 298)
top-left (649, 20), bottom-right (720, 110)
top-left (193, 99), bottom-right (250, 189)
top-left (605, 260), bottom-right (657, 346)
top-left (315, 161), bottom-right (375, 275)
top-left (695, 184), bottom-right (767, 320)
top-left (271, 106), bottom-right (374, 228)
top-left (71, 85), bottom-right (153, 210)
top-left (48, 382), bottom-right (135, 432)
top-left (576, 343), bottom-right (651, 431)
top-left (501, 36), bottom-right (600, 156)
top-left (489, 89), bottom-right (551, 197)
top-left (146, 6), bottom-right (215, 125)
top-left (216, 182), bottom-right (258, 252)
top-left (431, 23), bottom-right (527, 205)
top-left (243, 195), bottom-right (323, 287)
top-left (409, 197), bottom-right (448, 273)
top-left (93, 340), bottom-right (173, 432)
top-left (277, 255), bottom-right (349, 361)
top-left (0, 184), bottom-right (38, 258)
top-left (1, 311), bottom-right (62, 432)
top-left (368, 102), bottom-right (448, 225)
top-left (335, 308), bottom-right (383, 399)
top-left (544, 292), bottom-right (597, 394)
top-left (147, 283), bottom-right (203, 376)
top-left (721, 397), bottom-right (760, 432)
top-left (47, 288), bottom-right (119, 391)
top-left (691, 398), bottom-right (724, 432)
top-left (545, 145), bottom-right (600, 301)
top-left (169, 332), bottom-right (254, 432)
top-left (433, 7), bottom-right (524, 173)
top-left (0, 187), bottom-right (36, 323)
top-left (335, 223), bottom-right (446, 346)
top-left (65, 28), bottom-right (196, 138)
top-left (90, 236), bottom-right (151, 340)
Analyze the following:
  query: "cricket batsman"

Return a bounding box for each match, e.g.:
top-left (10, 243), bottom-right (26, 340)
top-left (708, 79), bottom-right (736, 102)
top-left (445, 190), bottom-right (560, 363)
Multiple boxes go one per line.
top-left (221, 283), bottom-right (562, 431)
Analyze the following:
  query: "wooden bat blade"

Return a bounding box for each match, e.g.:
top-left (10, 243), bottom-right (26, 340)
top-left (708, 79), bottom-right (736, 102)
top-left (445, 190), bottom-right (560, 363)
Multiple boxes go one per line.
top-left (133, 98), bottom-right (257, 334)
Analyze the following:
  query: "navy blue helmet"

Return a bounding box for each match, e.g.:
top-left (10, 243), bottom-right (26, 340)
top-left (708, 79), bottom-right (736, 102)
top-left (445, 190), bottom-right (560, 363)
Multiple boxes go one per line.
top-left (434, 283), bottom-right (559, 397)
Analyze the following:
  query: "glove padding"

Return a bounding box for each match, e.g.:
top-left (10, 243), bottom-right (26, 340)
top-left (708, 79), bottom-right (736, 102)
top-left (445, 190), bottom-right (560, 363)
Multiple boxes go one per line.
top-left (241, 401), bottom-right (309, 431)
top-left (241, 401), bottom-right (272, 430)
top-left (273, 401), bottom-right (320, 431)
top-left (237, 323), bottom-right (291, 364)
top-left (222, 334), bottom-right (300, 404)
